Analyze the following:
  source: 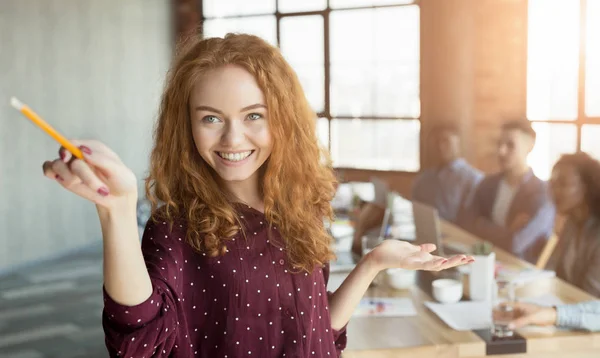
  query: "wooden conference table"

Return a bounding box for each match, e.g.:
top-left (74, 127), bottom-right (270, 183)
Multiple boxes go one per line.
top-left (336, 220), bottom-right (600, 358)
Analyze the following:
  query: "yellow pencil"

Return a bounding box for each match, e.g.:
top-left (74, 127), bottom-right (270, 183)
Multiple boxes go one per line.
top-left (10, 97), bottom-right (83, 160)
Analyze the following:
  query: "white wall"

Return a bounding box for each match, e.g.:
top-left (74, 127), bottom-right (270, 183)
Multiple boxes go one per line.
top-left (0, 0), bottom-right (172, 272)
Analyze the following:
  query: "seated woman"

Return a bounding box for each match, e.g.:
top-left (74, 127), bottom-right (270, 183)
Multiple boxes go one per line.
top-left (550, 152), bottom-right (600, 297)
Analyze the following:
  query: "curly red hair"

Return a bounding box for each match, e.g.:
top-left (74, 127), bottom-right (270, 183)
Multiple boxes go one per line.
top-left (145, 33), bottom-right (337, 271)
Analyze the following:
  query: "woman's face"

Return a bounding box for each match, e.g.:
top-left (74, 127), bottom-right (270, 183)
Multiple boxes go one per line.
top-left (550, 163), bottom-right (586, 215)
top-left (188, 65), bottom-right (273, 185)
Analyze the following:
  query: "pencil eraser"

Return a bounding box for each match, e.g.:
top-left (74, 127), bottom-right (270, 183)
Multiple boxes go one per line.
top-left (10, 97), bottom-right (23, 110)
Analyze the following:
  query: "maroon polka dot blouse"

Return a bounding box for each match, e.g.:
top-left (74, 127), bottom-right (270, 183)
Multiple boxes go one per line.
top-left (102, 205), bottom-right (347, 357)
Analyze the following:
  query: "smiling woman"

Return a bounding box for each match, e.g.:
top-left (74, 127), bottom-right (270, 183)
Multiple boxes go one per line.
top-left (40, 32), bottom-right (471, 358)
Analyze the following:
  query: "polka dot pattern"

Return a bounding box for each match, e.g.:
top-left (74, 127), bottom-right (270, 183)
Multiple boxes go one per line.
top-left (103, 205), bottom-right (346, 357)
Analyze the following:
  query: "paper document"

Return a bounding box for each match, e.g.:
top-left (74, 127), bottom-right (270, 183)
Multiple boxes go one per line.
top-left (424, 301), bottom-right (492, 331)
top-left (354, 297), bottom-right (418, 318)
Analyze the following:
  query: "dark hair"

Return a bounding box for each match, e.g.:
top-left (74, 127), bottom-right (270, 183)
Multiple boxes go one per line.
top-left (502, 120), bottom-right (536, 140)
top-left (554, 152), bottom-right (600, 219)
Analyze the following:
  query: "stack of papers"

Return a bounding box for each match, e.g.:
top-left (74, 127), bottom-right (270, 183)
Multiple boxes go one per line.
top-left (354, 297), bottom-right (418, 318)
top-left (424, 301), bottom-right (492, 330)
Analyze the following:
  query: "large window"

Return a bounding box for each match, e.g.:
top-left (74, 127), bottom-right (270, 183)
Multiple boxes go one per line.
top-left (527, 0), bottom-right (600, 179)
top-left (201, 0), bottom-right (421, 171)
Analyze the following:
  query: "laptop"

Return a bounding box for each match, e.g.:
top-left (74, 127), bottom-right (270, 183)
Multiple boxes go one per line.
top-left (412, 201), bottom-right (445, 254)
top-left (371, 176), bottom-right (389, 209)
top-left (411, 201), bottom-right (472, 256)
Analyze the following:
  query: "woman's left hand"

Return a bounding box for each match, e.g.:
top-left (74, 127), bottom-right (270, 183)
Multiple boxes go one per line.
top-left (365, 239), bottom-right (474, 272)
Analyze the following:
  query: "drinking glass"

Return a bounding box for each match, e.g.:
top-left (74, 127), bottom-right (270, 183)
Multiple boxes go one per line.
top-left (491, 279), bottom-right (516, 337)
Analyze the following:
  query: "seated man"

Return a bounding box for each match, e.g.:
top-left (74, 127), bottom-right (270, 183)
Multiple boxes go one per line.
top-left (461, 120), bottom-right (555, 263)
top-left (412, 123), bottom-right (483, 223)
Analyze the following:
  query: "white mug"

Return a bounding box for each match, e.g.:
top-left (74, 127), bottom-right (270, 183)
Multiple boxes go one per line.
top-left (432, 278), bottom-right (463, 304)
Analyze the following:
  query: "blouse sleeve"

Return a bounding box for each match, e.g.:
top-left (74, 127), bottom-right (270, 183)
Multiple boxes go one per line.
top-left (322, 263), bottom-right (348, 356)
top-left (102, 218), bottom-right (185, 357)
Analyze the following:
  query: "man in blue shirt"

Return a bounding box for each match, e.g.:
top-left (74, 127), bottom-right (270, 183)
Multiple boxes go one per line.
top-left (461, 120), bottom-right (555, 263)
top-left (412, 123), bottom-right (483, 223)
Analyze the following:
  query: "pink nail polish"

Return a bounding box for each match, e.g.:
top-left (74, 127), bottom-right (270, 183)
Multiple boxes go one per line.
top-left (55, 174), bottom-right (64, 181)
top-left (80, 145), bottom-right (92, 155)
top-left (442, 259), bottom-right (448, 264)
top-left (97, 187), bottom-right (109, 197)
top-left (59, 149), bottom-right (66, 161)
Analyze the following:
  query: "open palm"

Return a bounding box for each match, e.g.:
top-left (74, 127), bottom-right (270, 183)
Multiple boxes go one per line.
top-left (368, 239), bottom-right (473, 271)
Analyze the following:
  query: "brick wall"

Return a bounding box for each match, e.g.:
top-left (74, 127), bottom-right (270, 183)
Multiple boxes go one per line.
top-left (471, 0), bottom-right (528, 173)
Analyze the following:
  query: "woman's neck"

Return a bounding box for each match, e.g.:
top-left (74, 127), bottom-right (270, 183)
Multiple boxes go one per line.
top-left (223, 174), bottom-right (264, 212)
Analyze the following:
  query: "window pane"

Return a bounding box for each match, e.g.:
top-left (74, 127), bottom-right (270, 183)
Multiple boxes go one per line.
top-left (330, 7), bottom-right (419, 117)
top-left (586, 0), bottom-right (600, 117)
top-left (202, 16), bottom-right (277, 45)
top-left (317, 117), bottom-right (330, 148)
top-left (280, 16), bottom-right (325, 112)
top-left (330, 0), bottom-right (414, 9)
top-left (330, 119), bottom-right (420, 171)
top-left (527, 123), bottom-right (577, 180)
top-left (203, 0), bottom-right (276, 18)
top-left (581, 125), bottom-right (600, 160)
top-left (278, 0), bottom-right (326, 13)
top-left (527, 0), bottom-right (579, 120)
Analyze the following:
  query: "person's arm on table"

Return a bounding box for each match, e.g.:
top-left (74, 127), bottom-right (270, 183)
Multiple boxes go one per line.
top-left (507, 301), bottom-right (600, 332)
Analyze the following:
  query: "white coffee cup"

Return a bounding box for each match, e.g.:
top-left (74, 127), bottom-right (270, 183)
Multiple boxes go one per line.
top-left (432, 278), bottom-right (463, 304)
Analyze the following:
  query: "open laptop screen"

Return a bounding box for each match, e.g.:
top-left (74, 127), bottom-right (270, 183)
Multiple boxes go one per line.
top-left (411, 200), bottom-right (445, 256)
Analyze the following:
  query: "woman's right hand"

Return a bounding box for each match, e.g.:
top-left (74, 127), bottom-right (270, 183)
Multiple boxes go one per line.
top-left (42, 140), bottom-right (138, 210)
